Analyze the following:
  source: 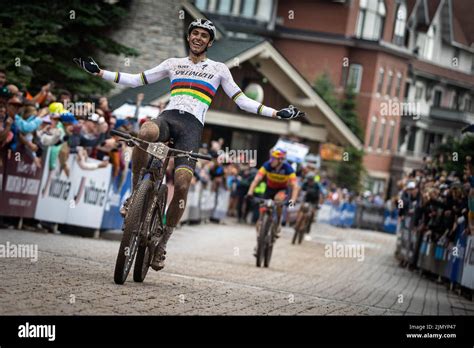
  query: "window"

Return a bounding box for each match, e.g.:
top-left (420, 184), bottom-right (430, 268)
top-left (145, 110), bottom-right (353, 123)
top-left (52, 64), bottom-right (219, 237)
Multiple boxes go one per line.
top-left (395, 72), bottom-right (403, 98)
top-left (415, 85), bottom-right (423, 100)
top-left (433, 90), bottom-right (442, 107)
top-left (393, 1), bottom-right (407, 45)
top-left (451, 90), bottom-right (459, 110)
top-left (356, 0), bottom-right (386, 40)
top-left (368, 116), bottom-right (377, 148)
top-left (376, 68), bottom-right (384, 94)
top-left (195, 0), bottom-right (208, 10)
top-left (378, 118), bottom-right (386, 150)
top-left (386, 120), bottom-right (396, 152)
top-left (241, 0), bottom-right (257, 18)
top-left (465, 96), bottom-right (472, 112)
top-left (421, 26), bottom-right (435, 59)
top-left (347, 64), bottom-right (363, 92)
top-left (386, 70), bottom-right (393, 96)
top-left (217, 0), bottom-right (233, 14)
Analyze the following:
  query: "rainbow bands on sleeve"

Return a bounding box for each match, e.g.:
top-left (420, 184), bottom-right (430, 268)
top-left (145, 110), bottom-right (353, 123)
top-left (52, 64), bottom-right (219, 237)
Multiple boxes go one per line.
top-left (140, 72), bottom-right (148, 85)
top-left (114, 72), bottom-right (121, 83)
top-left (232, 91), bottom-right (243, 102)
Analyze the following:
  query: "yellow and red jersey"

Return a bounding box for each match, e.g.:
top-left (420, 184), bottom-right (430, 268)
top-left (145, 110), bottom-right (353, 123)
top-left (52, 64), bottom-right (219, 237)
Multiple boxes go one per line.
top-left (257, 160), bottom-right (296, 190)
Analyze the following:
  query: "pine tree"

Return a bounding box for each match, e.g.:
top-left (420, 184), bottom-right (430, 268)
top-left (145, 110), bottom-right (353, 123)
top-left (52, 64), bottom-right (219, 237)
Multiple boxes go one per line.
top-left (0, 0), bottom-right (138, 96)
top-left (340, 84), bottom-right (363, 141)
top-left (313, 72), bottom-right (365, 192)
top-left (313, 72), bottom-right (341, 115)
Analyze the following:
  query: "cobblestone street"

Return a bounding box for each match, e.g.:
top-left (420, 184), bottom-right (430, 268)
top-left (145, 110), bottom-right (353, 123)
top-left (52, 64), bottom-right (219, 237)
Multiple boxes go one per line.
top-left (0, 221), bottom-right (472, 315)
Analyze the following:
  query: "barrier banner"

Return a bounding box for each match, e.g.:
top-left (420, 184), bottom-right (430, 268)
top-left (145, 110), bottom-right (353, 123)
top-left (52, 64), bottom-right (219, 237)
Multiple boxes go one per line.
top-left (383, 209), bottom-right (398, 234)
top-left (64, 157), bottom-right (111, 228)
top-left (0, 145), bottom-right (44, 218)
top-left (35, 148), bottom-right (111, 229)
top-left (101, 170), bottom-right (132, 230)
top-left (200, 186), bottom-right (214, 221)
top-left (212, 187), bottom-right (230, 221)
top-left (329, 204), bottom-right (341, 226)
top-left (317, 201), bottom-right (331, 224)
top-left (461, 235), bottom-right (474, 290)
top-left (398, 216), bottom-right (412, 262)
top-left (360, 205), bottom-right (385, 231)
top-left (417, 234), bottom-right (431, 270)
top-left (341, 202), bottom-right (356, 228)
top-left (35, 148), bottom-right (75, 224)
top-left (186, 181), bottom-right (201, 221)
top-left (447, 222), bottom-right (467, 284)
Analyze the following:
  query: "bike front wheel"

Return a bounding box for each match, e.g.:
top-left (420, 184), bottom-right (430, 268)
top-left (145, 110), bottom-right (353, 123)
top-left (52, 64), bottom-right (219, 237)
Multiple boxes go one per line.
top-left (133, 184), bottom-right (168, 282)
top-left (256, 214), bottom-right (272, 267)
top-left (114, 179), bottom-right (153, 285)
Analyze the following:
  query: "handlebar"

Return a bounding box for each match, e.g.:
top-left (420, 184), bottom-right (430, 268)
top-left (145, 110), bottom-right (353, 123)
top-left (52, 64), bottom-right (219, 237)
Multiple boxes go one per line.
top-left (110, 129), bottom-right (211, 161)
top-left (249, 196), bottom-right (293, 206)
top-left (110, 129), bottom-right (132, 140)
top-left (188, 152), bottom-right (213, 161)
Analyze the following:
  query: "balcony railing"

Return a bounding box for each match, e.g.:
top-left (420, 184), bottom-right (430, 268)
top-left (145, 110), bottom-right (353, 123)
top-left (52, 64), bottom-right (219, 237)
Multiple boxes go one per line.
top-left (430, 106), bottom-right (474, 124)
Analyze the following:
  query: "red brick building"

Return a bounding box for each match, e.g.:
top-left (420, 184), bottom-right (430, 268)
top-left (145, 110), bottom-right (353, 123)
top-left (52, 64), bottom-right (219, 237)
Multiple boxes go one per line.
top-left (196, 0), bottom-right (473, 196)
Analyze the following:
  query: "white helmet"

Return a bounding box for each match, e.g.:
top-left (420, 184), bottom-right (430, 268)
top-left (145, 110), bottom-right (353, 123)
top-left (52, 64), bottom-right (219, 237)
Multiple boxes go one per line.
top-left (188, 18), bottom-right (216, 42)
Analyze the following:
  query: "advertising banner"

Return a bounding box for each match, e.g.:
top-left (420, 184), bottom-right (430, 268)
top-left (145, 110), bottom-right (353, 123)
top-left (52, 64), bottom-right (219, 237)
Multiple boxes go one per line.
top-left (274, 139), bottom-right (309, 163)
top-left (461, 235), bottom-right (474, 290)
top-left (35, 148), bottom-right (74, 223)
top-left (100, 169), bottom-right (132, 230)
top-left (35, 148), bottom-right (111, 229)
top-left (0, 145), bottom-right (44, 218)
top-left (320, 143), bottom-right (344, 162)
top-left (383, 209), bottom-right (398, 234)
top-left (64, 157), bottom-right (111, 228)
top-left (341, 202), bottom-right (356, 228)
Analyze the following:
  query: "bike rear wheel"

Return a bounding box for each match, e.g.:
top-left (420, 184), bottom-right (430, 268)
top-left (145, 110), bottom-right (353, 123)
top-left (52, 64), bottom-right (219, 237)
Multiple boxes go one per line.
top-left (133, 184), bottom-right (168, 282)
top-left (256, 214), bottom-right (272, 267)
top-left (114, 179), bottom-right (152, 285)
top-left (263, 236), bottom-right (274, 267)
top-left (292, 214), bottom-right (304, 244)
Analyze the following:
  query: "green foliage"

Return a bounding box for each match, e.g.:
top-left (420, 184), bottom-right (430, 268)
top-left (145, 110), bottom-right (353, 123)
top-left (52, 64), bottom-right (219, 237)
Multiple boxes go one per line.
top-left (314, 72), bottom-right (365, 191)
top-left (334, 146), bottom-right (366, 193)
top-left (433, 135), bottom-right (474, 176)
top-left (313, 72), bottom-right (340, 115)
top-left (0, 0), bottom-right (138, 96)
top-left (313, 73), bottom-right (363, 141)
top-left (340, 84), bottom-right (364, 140)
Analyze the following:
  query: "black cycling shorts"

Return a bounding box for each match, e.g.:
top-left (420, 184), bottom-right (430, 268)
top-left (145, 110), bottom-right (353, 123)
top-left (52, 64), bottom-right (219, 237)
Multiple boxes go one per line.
top-left (153, 109), bottom-right (203, 174)
top-left (264, 187), bottom-right (289, 200)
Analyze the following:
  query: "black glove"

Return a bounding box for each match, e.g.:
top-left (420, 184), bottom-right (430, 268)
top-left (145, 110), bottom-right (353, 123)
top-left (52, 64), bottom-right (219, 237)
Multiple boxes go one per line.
top-left (73, 57), bottom-right (101, 74)
top-left (276, 105), bottom-right (305, 119)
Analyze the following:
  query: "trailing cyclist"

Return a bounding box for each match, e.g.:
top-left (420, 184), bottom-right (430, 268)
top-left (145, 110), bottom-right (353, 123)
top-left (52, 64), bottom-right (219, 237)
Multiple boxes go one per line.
top-left (247, 148), bottom-right (299, 242)
top-left (74, 18), bottom-right (305, 271)
top-left (295, 172), bottom-right (321, 236)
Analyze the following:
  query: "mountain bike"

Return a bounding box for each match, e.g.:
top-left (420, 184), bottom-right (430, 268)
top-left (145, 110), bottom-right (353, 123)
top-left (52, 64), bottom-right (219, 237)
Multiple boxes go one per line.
top-left (253, 197), bottom-right (288, 268)
top-left (111, 129), bottom-right (211, 285)
top-left (292, 202), bottom-right (312, 245)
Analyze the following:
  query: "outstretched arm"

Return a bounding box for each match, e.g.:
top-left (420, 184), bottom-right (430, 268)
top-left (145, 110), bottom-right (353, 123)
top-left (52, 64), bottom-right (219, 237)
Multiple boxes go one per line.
top-left (219, 63), bottom-right (305, 120)
top-left (219, 63), bottom-right (276, 118)
top-left (74, 57), bottom-right (172, 87)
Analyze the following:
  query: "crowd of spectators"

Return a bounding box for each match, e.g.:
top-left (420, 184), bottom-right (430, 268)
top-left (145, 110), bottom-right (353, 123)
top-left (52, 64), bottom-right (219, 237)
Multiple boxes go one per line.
top-left (396, 156), bottom-right (473, 268)
top-left (0, 69), bottom-right (171, 182)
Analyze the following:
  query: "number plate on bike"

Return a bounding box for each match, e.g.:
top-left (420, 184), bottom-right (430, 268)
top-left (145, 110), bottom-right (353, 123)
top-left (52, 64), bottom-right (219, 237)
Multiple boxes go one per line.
top-left (146, 142), bottom-right (169, 160)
